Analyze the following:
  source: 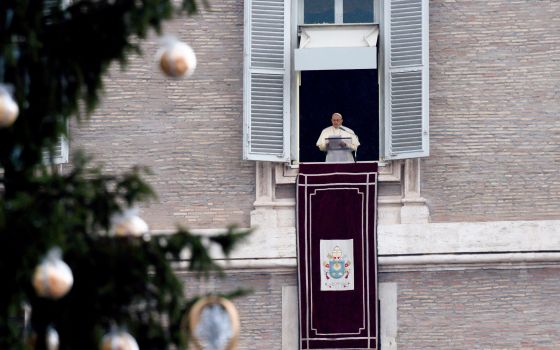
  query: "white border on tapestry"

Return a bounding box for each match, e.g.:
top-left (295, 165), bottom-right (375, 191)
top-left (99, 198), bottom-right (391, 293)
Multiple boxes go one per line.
top-left (309, 187), bottom-right (366, 336)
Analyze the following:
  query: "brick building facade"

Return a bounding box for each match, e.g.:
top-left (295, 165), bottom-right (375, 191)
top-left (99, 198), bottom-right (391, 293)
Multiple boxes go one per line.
top-left (71, 0), bottom-right (560, 348)
top-left (425, 0), bottom-right (560, 222)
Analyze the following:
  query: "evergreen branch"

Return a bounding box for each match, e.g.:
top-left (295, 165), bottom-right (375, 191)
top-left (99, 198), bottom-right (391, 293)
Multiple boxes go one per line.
top-left (208, 225), bottom-right (252, 257)
top-left (0, 1), bottom-right (252, 349)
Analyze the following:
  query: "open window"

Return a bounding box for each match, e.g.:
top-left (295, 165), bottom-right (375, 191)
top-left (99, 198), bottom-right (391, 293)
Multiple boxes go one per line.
top-left (302, 0), bottom-right (375, 24)
top-left (299, 69), bottom-right (379, 162)
top-left (243, 0), bottom-right (429, 163)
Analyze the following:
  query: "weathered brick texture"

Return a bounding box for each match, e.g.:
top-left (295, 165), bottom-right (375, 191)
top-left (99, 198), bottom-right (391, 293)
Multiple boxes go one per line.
top-left (180, 267), bottom-right (560, 349)
top-left (70, 2), bottom-right (254, 230)
top-left (424, 0), bottom-right (560, 222)
top-left (383, 267), bottom-right (560, 349)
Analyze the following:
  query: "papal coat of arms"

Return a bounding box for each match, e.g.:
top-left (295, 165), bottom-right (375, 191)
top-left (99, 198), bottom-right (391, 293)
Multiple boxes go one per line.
top-left (320, 240), bottom-right (354, 291)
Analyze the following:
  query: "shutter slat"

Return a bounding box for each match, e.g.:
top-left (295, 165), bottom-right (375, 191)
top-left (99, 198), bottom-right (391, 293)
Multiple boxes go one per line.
top-left (383, 0), bottom-right (429, 160)
top-left (390, 0), bottom-right (423, 68)
top-left (42, 135), bottom-right (69, 165)
top-left (249, 0), bottom-right (286, 70)
top-left (244, 0), bottom-right (290, 161)
top-left (389, 70), bottom-right (424, 153)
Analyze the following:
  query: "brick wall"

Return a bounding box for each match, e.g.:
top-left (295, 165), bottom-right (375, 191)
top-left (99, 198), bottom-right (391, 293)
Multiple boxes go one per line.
top-left (180, 269), bottom-right (296, 350)
top-left (70, 1), bottom-right (255, 230)
top-left (384, 267), bottom-right (560, 349)
top-left (423, 0), bottom-right (560, 222)
top-left (70, 0), bottom-right (560, 226)
top-left (179, 267), bottom-right (560, 349)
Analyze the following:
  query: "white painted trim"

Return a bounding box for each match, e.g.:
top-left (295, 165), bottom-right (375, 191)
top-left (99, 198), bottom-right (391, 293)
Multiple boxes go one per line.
top-left (421, 0), bottom-right (430, 156)
top-left (379, 0), bottom-right (389, 160)
top-left (160, 220), bottom-right (560, 270)
top-left (335, 0), bottom-right (343, 23)
top-left (378, 160), bottom-right (402, 182)
top-left (291, 0), bottom-right (300, 163)
top-left (254, 200), bottom-right (295, 208)
top-left (151, 228), bottom-right (245, 236)
top-left (188, 253), bottom-right (560, 271)
top-left (283, 0), bottom-right (292, 162)
top-left (380, 252), bottom-right (560, 266)
top-left (242, 0), bottom-right (251, 161)
top-left (295, 47), bottom-right (377, 71)
top-left (298, 0), bottom-right (304, 25)
top-left (264, 160), bottom-right (429, 225)
top-left (298, 25), bottom-right (379, 48)
top-left (379, 283), bottom-right (397, 350)
top-left (274, 161), bottom-right (399, 184)
top-left (379, 220), bottom-right (560, 255)
top-left (282, 286), bottom-right (299, 350)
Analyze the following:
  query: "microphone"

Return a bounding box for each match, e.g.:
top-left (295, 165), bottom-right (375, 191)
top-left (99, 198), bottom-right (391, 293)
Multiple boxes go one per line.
top-left (338, 127), bottom-right (357, 162)
top-left (339, 126), bottom-right (353, 135)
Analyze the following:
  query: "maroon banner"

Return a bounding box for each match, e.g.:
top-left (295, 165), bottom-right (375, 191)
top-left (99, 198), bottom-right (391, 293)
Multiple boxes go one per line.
top-left (297, 163), bottom-right (378, 350)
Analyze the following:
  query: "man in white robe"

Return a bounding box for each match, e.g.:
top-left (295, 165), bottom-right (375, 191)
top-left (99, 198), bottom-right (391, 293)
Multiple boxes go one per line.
top-left (316, 113), bottom-right (360, 162)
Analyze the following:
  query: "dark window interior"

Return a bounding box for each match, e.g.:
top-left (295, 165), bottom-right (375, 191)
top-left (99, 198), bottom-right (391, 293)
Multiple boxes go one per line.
top-left (344, 0), bottom-right (374, 23)
top-left (299, 69), bottom-right (379, 163)
top-left (304, 0), bottom-right (335, 24)
top-left (304, 0), bottom-right (374, 24)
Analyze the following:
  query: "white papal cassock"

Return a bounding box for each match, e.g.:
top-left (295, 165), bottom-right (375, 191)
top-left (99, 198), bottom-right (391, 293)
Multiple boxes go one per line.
top-left (316, 126), bottom-right (360, 163)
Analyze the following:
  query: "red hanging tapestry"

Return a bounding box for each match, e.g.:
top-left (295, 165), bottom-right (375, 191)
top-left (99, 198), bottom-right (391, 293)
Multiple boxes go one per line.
top-left (297, 163), bottom-right (378, 350)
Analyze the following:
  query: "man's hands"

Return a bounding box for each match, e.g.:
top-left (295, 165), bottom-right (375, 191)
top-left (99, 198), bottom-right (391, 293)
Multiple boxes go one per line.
top-left (326, 140), bottom-right (347, 148)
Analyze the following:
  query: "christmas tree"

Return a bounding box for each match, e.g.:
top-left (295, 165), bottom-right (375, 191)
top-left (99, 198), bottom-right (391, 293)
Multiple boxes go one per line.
top-left (0, 1), bottom-right (248, 349)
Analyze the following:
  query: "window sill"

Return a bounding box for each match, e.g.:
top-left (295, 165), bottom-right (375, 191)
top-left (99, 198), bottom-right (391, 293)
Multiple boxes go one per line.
top-left (298, 22), bottom-right (379, 28)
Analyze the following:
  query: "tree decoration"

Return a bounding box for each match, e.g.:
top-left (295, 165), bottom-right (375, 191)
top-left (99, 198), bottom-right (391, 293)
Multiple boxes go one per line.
top-left (32, 247), bottom-right (74, 299)
top-left (100, 329), bottom-right (139, 350)
top-left (60, 0), bottom-right (72, 11)
top-left (111, 208), bottom-right (149, 237)
top-left (185, 296), bottom-right (240, 350)
top-left (0, 85), bottom-right (19, 128)
top-left (158, 38), bottom-right (197, 78)
top-left (46, 325), bottom-right (60, 350)
top-left (0, 1), bottom-right (251, 348)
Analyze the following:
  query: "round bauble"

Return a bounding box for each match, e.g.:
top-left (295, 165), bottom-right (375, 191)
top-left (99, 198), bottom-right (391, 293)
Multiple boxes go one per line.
top-left (184, 296), bottom-right (240, 350)
top-left (32, 249), bottom-right (73, 299)
top-left (158, 41), bottom-right (197, 78)
top-left (100, 330), bottom-right (139, 350)
top-left (112, 209), bottom-right (149, 237)
top-left (0, 87), bottom-right (19, 128)
top-left (46, 326), bottom-right (60, 350)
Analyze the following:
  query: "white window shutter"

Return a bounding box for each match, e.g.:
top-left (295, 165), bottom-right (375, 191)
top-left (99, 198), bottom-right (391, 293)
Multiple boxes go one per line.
top-left (243, 0), bottom-right (291, 162)
top-left (43, 135), bottom-right (69, 165)
top-left (381, 0), bottom-right (429, 160)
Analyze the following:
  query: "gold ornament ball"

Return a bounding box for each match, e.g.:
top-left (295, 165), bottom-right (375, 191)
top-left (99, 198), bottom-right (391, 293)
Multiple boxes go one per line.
top-left (0, 92), bottom-right (19, 128)
top-left (32, 258), bottom-right (74, 299)
top-left (46, 326), bottom-right (60, 350)
top-left (184, 296), bottom-right (240, 350)
top-left (159, 42), bottom-right (197, 78)
top-left (114, 215), bottom-right (148, 237)
top-left (100, 331), bottom-right (139, 350)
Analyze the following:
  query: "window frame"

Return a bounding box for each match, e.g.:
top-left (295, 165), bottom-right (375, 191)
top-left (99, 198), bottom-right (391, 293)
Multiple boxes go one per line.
top-left (291, 0), bottom-right (380, 165)
top-left (243, 0), bottom-right (428, 164)
top-left (299, 0), bottom-right (377, 25)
